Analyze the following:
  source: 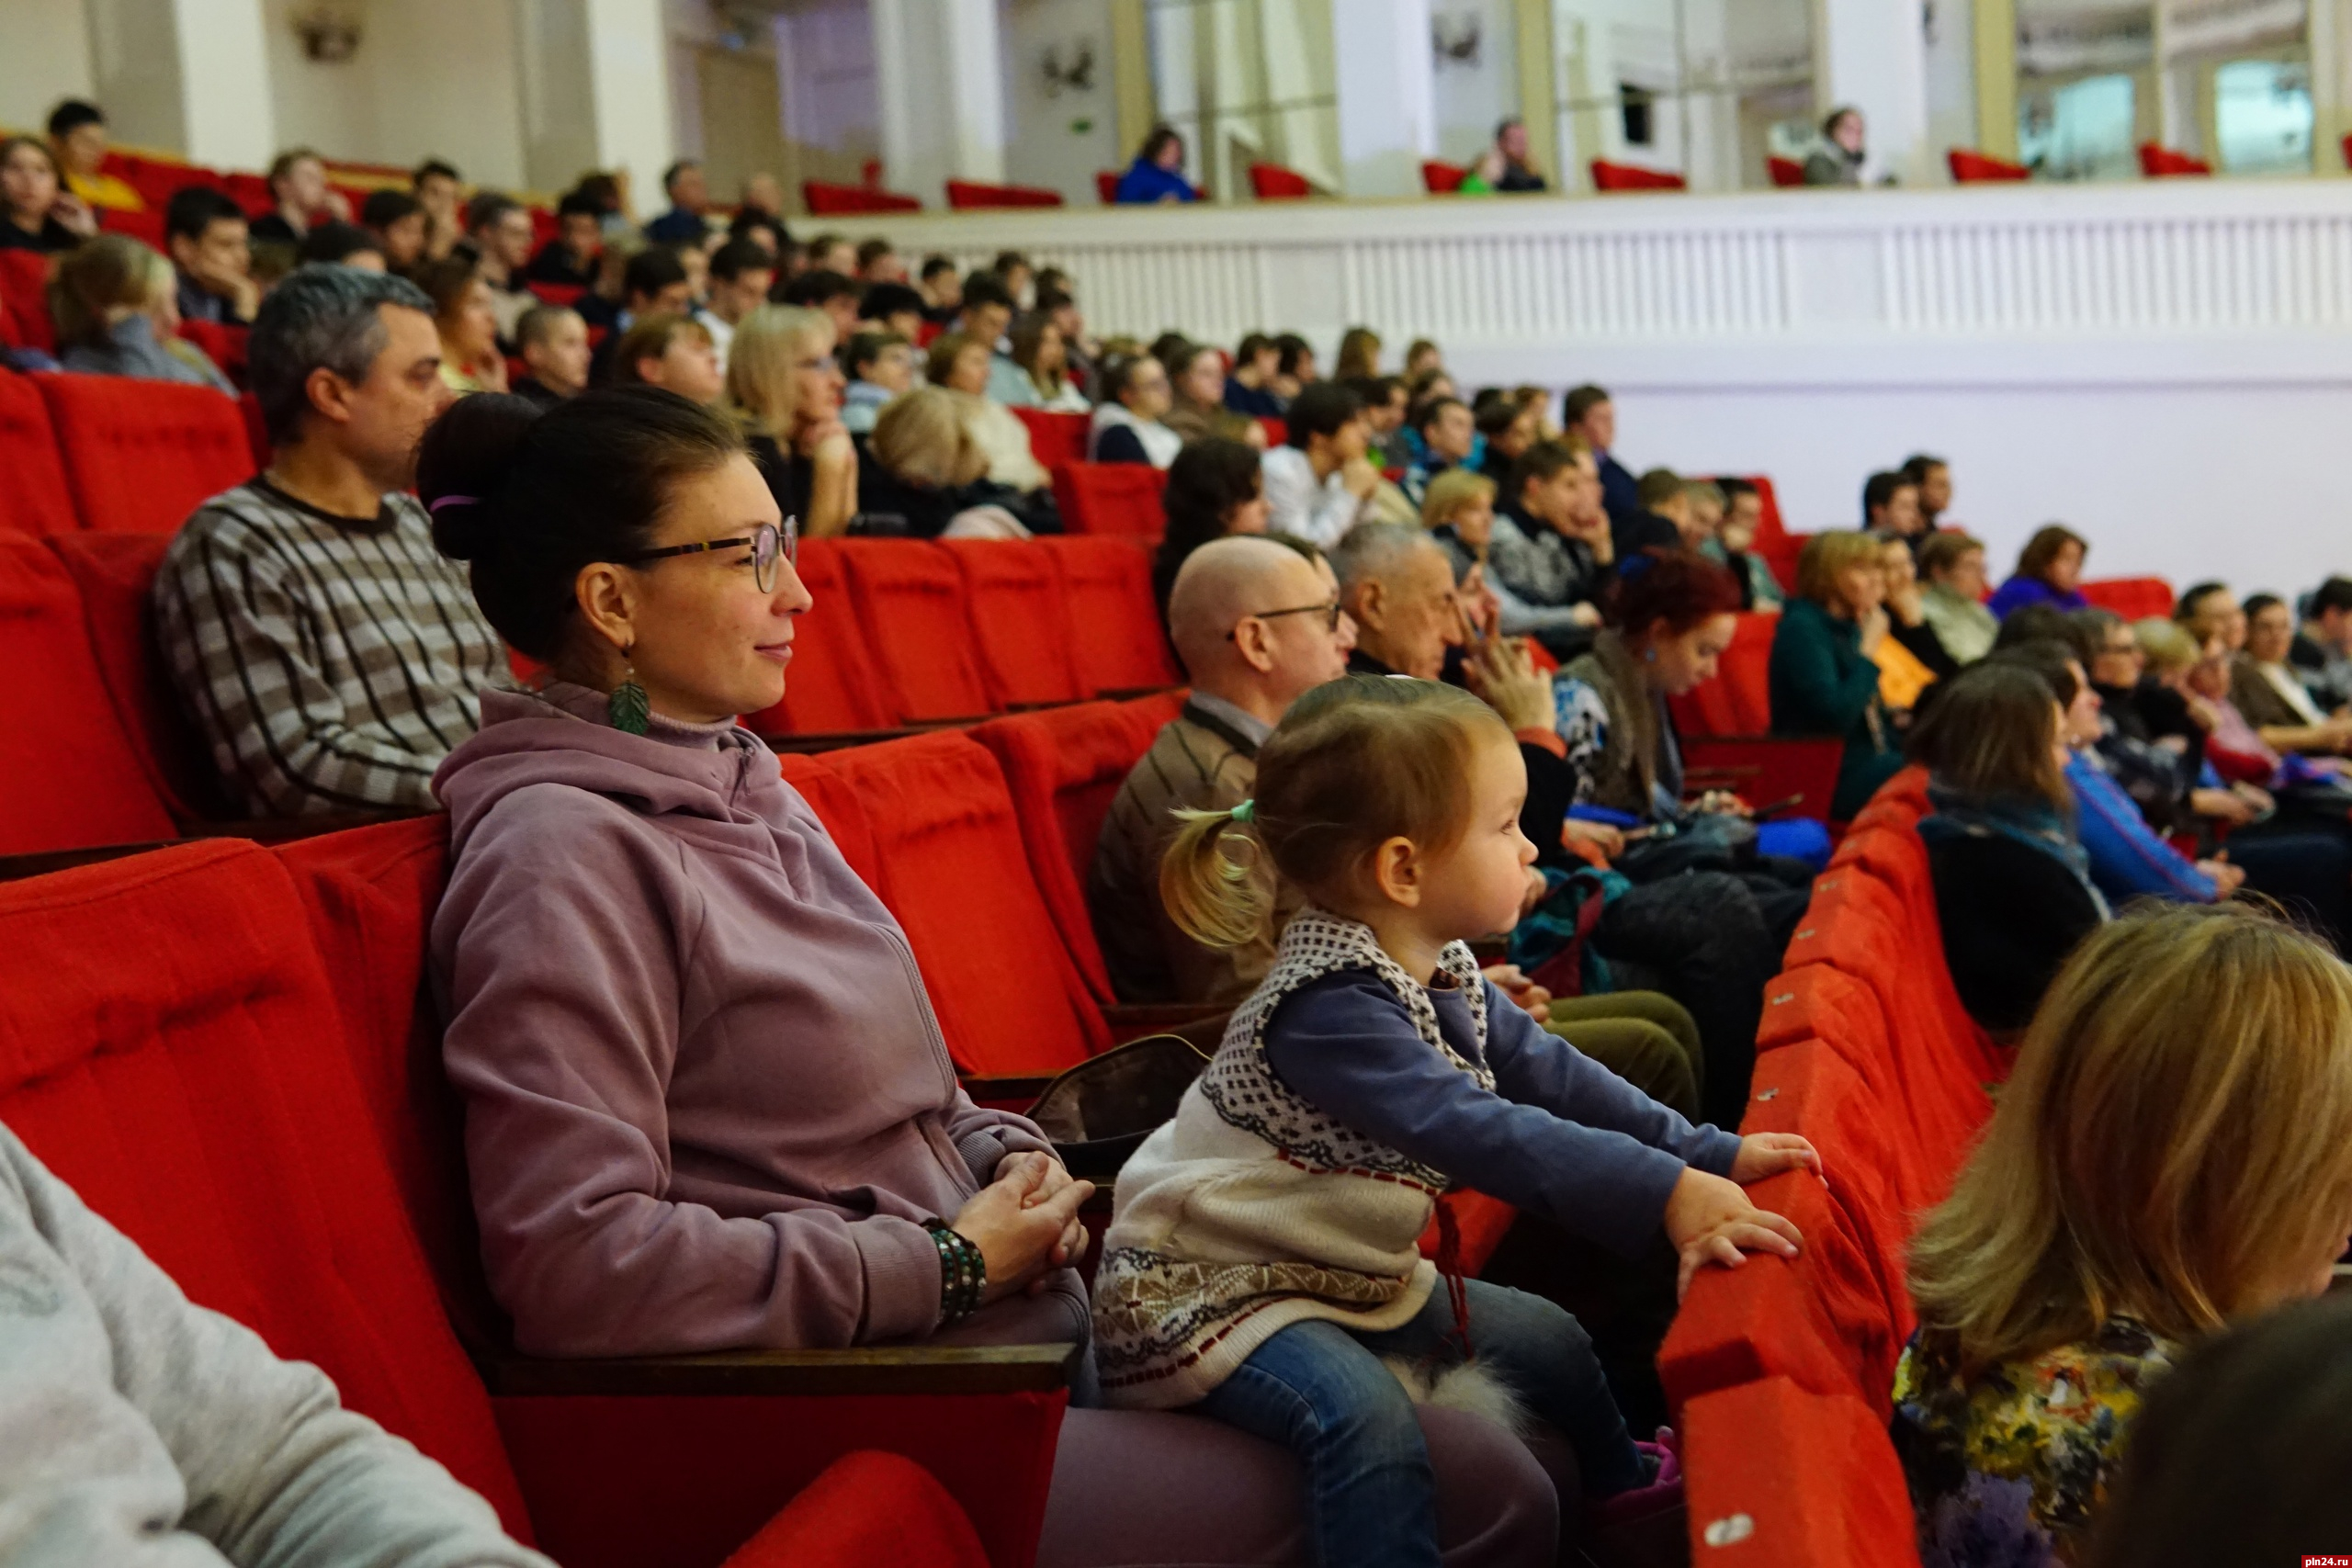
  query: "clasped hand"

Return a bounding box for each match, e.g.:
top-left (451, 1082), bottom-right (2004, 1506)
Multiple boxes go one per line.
top-left (950, 1152), bottom-right (1095, 1304)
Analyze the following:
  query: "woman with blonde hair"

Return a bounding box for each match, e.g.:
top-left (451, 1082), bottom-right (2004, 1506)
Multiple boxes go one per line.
top-left (863, 386), bottom-right (1032, 539)
top-left (414, 254), bottom-right (507, 396)
top-left (925, 331), bottom-right (1052, 494)
top-left (727, 303), bottom-right (856, 537)
top-left (1332, 324), bottom-right (1381, 380)
top-left (50, 232), bottom-right (230, 391)
top-left (1769, 529), bottom-right (1903, 817)
top-left (1894, 900), bottom-right (2352, 1566)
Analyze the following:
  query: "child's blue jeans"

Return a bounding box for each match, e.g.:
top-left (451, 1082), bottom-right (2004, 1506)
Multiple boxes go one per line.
top-left (1193, 1278), bottom-right (1644, 1568)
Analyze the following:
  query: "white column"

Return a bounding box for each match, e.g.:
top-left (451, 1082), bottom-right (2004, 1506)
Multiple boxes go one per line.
top-left (584, 0), bottom-right (673, 212)
top-left (873, 0), bottom-right (1006, 204)
top-left (172, 0), bottom-right (274, 169)
top-left (1336, 0), bottom-right (1436, 198)
top-left (1811, 0), bottom-right (1933, 186)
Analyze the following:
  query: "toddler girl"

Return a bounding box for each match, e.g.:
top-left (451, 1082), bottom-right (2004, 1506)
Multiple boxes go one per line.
top-left (1093, 674), bottom-right (1815, 1567)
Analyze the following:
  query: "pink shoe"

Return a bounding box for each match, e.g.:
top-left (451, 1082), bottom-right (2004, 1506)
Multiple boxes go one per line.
top-left (1587, 1427), bottom-right (1683, 1528)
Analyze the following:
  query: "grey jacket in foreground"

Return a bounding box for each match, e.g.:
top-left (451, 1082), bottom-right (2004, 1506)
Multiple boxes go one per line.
top-left (0, 1124), bottom-right (548, 1568)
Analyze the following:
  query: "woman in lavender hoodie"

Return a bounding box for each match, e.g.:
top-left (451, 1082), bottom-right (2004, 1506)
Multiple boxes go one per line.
top-left (419, 388), bottom-right (1566, 1567)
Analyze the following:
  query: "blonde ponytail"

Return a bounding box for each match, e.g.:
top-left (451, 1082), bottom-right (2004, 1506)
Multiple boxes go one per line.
top-left (1159, 802), bottom-right (1270, 950)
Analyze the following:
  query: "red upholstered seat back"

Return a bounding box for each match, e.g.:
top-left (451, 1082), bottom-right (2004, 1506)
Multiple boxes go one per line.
top-left (0, 253), bottom-right (54, 353)
top-left (0, 373), bottom-right (79, 535)
top-left (802, 181), bottom-right (922, 214)
top-left (1120, 688), bottom-right (1187, 733)
top-left (37, 376), bottom-right (254, 534)
top-left (2138, 142), bottom-right (2211, 176)
top-left (1010, 407), bottom-right (1089, 471)
top-left (0, 840), bottom-right (532, 1540)
top-left (44, 530), bottom-right (232, 822)
top-left (1679, 610), bottom-right (1781, 735)
top-left (1248, 162), bottom-right (1312, 199)
top-left (834, 541), bottom-right (997, 724)
top-left (1420, 161), bottom-right (1466, 193)
top-left (777, 751), bottom-right (889, 897)
top-left (1680, 1378), bottom-right (1921, 1568)
top-left (1743, 477), bottom-right (1803, 592)
top-left (1052, 461), bottom-right (1168, 538)
top-left (939, 539), bottom-right (1086, 709)
top-left (1094, 171), bottom-right (1120, 204)
top-left (969, 702), bottom-right (1159, 1006)
top-left (0, 532), bottom-right (178, 852)
top-left (719, 1451), bottom-right (989, 1568)
top-left (1767, 155), bottom-right (1805, 187)
top-left (818, 732), bottom-right (1109, 1076)
top-left (1947, 148), bottom-right (2030, 182)
top-left (2079, 576), bottom-right (2175, 620)
top-left (1041, 536), bottom-right (1182, 695)
top-left (944, 180), bottom-right (1063, 209)
top-left (740, 538), bottom-right (893, 737)
top-left (175, 320), bottom-right (249, 386)
top-left (1590, 161), bottom-right (1687, 191)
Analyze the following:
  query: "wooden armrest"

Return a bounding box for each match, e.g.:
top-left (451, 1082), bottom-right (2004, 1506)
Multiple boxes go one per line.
top-left (0, 840), bottom-right (176, 882)
top-left (761, 721), bottom-right (963, 753)
top-left (1101, 1002), bottom-right (1227, 1034)
top-left (179, 808), bottom-right (431, 843)
top-left (959, 1072), bottom-right (1058, 1105)
top-left (481, 1341), bottom-right (1079, 1398)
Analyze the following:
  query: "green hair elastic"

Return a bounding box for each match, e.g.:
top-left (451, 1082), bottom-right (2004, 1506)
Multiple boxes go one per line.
top-left (1229, 799), bottom-right (1254, 824)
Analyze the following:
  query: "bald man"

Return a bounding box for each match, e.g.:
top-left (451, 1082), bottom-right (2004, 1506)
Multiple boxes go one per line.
top-left (1088, 536), bottom-right (1355, 1006)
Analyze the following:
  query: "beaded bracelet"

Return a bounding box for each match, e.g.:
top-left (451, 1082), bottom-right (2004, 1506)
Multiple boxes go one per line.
top-left (924, 1221), bottom-right (987, 1325)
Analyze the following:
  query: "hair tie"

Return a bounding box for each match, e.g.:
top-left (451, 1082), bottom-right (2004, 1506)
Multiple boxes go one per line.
top-left (428, 494), bottom-right (481, 513)
top-left (1229, 799), bottom-right (1254, 824)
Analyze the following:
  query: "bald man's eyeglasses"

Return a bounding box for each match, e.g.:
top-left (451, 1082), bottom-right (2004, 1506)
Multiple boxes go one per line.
top-left (1227, 601), bottom-right (1343, 639)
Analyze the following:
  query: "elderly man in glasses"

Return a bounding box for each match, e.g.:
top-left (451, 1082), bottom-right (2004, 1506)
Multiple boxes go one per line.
top-left (1089, 535), bottom-right (1355, 1006)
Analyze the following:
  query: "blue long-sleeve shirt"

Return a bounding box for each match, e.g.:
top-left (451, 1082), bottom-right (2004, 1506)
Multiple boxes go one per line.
top-left (1263, 971), bottom-right (1740, 1257)
top-left (1114, 159), bottom-right (1196, 204)
top-left (2066, 751), bottom-right (2218, 904)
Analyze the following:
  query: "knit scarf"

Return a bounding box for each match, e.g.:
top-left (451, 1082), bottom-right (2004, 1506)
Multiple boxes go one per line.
top-left (1917, 780), bottom-right (2109, 915)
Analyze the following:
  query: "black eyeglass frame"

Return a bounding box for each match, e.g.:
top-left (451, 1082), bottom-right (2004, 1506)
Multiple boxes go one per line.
top-left (1225, 600), bottom-right (1343, 640)
top-left (620, 516), bottom-right (798, 592)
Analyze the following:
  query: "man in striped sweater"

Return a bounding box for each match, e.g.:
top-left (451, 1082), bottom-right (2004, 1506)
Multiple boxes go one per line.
top-left (153, 265), bottom-right (507, 818)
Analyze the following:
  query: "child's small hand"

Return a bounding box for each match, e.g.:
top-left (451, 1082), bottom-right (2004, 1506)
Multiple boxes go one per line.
top-left (1729, 1133), bottom-right (1821, 1184)
top-left (1663, 1168), bottom-right (1802, 1300)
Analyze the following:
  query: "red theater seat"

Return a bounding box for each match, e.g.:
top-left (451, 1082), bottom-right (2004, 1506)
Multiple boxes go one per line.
top-left (1053, 461), bottom-right (1168, 538)
top-left (834, 540), bottom-right (997, 724)
top-left (0, 532), bottom-right (178, 853)
top-left (740, 538), bottom-right (894, 738)
top-left (1680, 736), bottom-right (1841, 823)
top-left (2138, 142), bottom-right (2211, 176)
top-left (803, 180), bottom-right (922, 215)
top-left (945, 179), bottom-right (1063, 209)
top-left (0, 373), bottom-right (79, 535)
top-left (1421, 161), bottom-right (1466, 193)
top-left (0, 841), bottom-right (534, 1540)
top-left (811, 733), bottom-right (1111, 1076)
top-left (526, 281), bottom-right (585, 308)
top-left (1041, 536), bottom-right (1182, 694)
top-left (1012, 406), bottom-right (1090, 470)
top-left (37, 376), bottom-right (254, 535)
top-left (938, 539), bottom-right (1086, 709)
top-left (1767, 156), bottom-right (1805, 187)
top-left (1249, 162), bottom-right (1314, 199)
top-left (175, 319), bottom-right (249, 385)
top-left (1947, 148), bottom-right (2030, 182)
top-left (0, 252), bottom-right (54, 353)
top-left (1680, 1378), bottom-right (1921, 1568)
top-left (970, 701), bottom-right (1160, 1005)
top-left (98, 205), bottom-right (169, 247)
top-left (1668, 610), bottom-right (1781, 739)
top-left (720, 1451), bottom-right (988, 1568)
top-left (1590, 161), bottom-right (1686, 191)
top-left (1095, 170), bottom-right (1120, 203)
top-left (2079, 576), bottom-right (2174, 620)
top-left (44, 530), bottom-right (233, 823)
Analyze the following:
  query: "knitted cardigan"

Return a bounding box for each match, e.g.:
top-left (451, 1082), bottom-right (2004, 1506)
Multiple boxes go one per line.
top-left (1093, 909), bottom-right (1493, 1408)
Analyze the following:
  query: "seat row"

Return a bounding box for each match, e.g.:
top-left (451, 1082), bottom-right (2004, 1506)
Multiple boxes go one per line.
top-left (0, 367), bottom-right (256, 536)
top-left (1657, 767), bottom-right (2005, 1567)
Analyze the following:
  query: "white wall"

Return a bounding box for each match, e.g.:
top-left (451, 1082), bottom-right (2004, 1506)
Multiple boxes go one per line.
top-left (1000, 0), bottom-right (1122, 204)
top-left (262, 0), bottom-right (527, 186)
top-left (0, 2), bottom-right (96, 135)
top-left (1335, 0), bottom-right (1435, 197)
top-left (1431, 0), bottom-right (1519, 166)
top-left (777, 0), bottom-right (883, 198)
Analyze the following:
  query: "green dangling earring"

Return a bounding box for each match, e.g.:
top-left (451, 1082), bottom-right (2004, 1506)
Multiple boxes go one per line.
top-left (608, 646), bottom-right (650, 736)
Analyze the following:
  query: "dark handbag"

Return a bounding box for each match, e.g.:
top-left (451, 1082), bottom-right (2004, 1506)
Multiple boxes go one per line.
top-left (1614, 811), bottom-right (1758, 883)
top-left (1026, 1032), bottom-right (1214, 1182)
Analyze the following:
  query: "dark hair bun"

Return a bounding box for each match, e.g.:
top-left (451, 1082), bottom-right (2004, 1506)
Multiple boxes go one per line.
top-left (417, 393), bottom-right (543, 561)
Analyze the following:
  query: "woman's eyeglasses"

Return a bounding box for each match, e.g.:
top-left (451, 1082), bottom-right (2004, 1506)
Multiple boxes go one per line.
top-left (621, 517), bottom-right (798, 592)
top-left (1227, 600), bottom-right (1343, 639)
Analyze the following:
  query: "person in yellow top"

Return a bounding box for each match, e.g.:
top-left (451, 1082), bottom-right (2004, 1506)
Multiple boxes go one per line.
top-left (47, 100), bottom-right (144, 213)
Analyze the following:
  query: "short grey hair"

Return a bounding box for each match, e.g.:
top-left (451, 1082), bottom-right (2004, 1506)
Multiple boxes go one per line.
top-left (248, 264), bottom-right (435, 446)
top-left (1330, 521), bottom-right (1435, 593)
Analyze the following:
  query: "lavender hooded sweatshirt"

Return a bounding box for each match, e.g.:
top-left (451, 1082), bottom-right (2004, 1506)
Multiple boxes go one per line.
top-left (430, 683), bottom-right (1084, 1359)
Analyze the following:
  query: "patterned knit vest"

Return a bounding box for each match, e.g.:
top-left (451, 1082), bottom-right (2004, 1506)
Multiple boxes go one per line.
top-left (1091, 908), bottom-right (1495, 1409)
